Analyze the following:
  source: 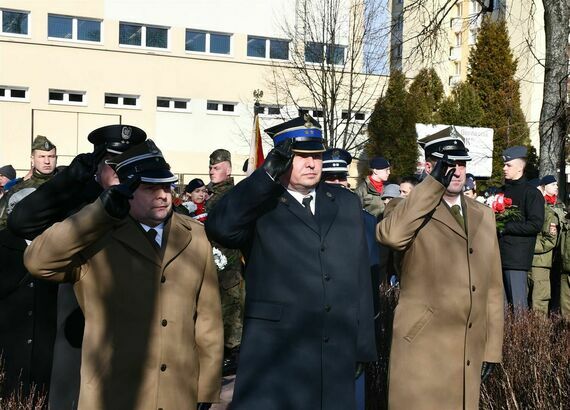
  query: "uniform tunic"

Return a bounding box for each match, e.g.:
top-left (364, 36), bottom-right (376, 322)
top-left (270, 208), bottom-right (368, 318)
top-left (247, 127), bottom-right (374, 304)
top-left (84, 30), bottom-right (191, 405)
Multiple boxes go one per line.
top-left (206, 169), bottom-right (376, 410)
top-left (377, 176), bottom-right (504, 410)
top-left (24, 200), bottom-right (223, 410)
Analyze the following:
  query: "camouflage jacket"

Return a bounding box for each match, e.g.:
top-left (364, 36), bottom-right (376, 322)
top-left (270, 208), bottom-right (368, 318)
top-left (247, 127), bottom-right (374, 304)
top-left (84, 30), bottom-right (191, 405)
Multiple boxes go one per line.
top-left (205, 177), bottom-right (243, 289)
top-left (355, 177), bottom-right (385, 218)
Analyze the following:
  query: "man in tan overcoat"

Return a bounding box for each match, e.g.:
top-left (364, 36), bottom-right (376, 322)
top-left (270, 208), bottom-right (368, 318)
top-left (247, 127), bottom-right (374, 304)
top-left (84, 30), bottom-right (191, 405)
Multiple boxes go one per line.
top-left (377, 127), bottom-right (504, 410)
top-left (24, 140), bottom-right (223, 410)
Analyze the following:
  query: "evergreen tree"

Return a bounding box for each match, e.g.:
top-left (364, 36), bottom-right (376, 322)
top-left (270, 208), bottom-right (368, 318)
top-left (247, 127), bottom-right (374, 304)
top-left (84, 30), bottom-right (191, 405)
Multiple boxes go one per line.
top-left (468, 17), bottom-right (530, 187)
top-left (408, 67), bottom-right (444, 124)
top-left (366, 70), bottom-right (418, 178)
top-left (438, 82), bottom-right (485, 127)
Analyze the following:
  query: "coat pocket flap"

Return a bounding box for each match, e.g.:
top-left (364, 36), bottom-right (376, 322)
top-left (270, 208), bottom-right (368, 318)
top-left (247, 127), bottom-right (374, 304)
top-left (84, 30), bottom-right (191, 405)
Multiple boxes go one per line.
top-left (245, 301), bottom-right (283, 321)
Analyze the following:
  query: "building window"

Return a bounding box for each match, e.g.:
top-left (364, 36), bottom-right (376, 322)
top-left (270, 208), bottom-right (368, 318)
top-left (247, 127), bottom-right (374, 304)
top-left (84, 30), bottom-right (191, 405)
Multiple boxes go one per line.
top-left (342, 111), bottom-right (366, 121)
top-left (49, 89), bottom-right (86, 105)
top-left (104, 93), bottom-right (140, 109)
top-left (186, 30), bottom-right (231, 55)
top-left (305, 42), bottom-right (345, 65)
top-left (206, 100), bottom-right (237, 114)
top-left (1, 9), bottom-right (29, 35)
top-left (455, 32), bottom-right (462, 46)
top-left (468, 29), bottom-right (478, 45)
top-left (299, 108), bottom-right (324, 118)
top-left (156, 97), bottom-right (190, 112)
top-left (247, 36), bottom-right (289, 60)
top-left (454, 62), bottom-right (461, 76)
top-left (257, 104), bottom-right (281, 116)
top-left (119, 22), bottom-right (168, 49)
top-left (0, 85), bottom-right (28, 101)
top-left (48, 15), bottom-right (101, 42)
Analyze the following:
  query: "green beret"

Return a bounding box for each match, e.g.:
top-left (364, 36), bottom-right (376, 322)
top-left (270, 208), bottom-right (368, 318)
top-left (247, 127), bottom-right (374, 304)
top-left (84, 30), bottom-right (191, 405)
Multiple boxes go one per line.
top-left (32, 135), bottom-right (56, 152)
top-left (209, 149), bottom-right (231, 166)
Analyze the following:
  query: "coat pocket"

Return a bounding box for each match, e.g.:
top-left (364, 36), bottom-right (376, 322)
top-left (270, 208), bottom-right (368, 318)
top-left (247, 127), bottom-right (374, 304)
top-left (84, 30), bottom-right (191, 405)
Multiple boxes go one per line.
top-left (404, 306), bottom-right (434, 343)
top-left (245, 301), bottom-right (283, 322)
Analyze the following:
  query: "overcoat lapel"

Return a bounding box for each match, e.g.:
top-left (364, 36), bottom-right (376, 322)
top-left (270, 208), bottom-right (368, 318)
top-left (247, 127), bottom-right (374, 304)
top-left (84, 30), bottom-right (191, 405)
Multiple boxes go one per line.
top-left (112, 218), bottom-right (161, 266)
top-left (464, 196), bottom-right (484, 246)
top-left (279, 191), bottom-right (320, 235)
top-left (316, 184), bottom-right (338, 239)
top-left (162, 213), bottom-right (193, 269)
top-left (432, 200), bottom-right (467, 240)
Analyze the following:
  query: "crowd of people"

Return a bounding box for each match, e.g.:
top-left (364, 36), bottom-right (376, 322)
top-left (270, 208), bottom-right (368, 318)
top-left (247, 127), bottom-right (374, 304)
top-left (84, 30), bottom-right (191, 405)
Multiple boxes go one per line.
top-left (0, 117), bottom-right (568, 410)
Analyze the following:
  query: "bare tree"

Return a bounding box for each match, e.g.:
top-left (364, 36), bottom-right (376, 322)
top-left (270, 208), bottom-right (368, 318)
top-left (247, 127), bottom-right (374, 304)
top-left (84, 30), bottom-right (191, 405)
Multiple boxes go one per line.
top-left (266, 0), bottom-right (391, 153)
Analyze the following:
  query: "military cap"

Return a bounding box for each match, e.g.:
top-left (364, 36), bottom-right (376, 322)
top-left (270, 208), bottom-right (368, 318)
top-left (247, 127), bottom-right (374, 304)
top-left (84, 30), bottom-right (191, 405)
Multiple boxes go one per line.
top-left (264, 114), bottom-right (326, 153)
top-left (528, 178), bottom-right (541, 188)
top-left (369, 157), bottom-right (390, 170)
top-left (419, 126), bottom-right (471, 161)
top-left (107, 140), bottom-right (178, 185)
top-left (381, 184), bottom-right (400, 200)
top-left (209, 149), bottom-right (232, 166)
top-left (185, 178), bottom-right (205, 193)
top-left (322, 148), bottom-right (352, 176)
top-left (463, 175), bottom-right (476, 192)
top-left (88, 124), bottom-right (147, 155)
top-left (540, 175), bottom-right (556, 186)
top-left (0, 164), bottom-right (16, 181)
top-left (502, 145), bottom-right (527, 162)
top-left (32, 135), bottom-right (56, 152)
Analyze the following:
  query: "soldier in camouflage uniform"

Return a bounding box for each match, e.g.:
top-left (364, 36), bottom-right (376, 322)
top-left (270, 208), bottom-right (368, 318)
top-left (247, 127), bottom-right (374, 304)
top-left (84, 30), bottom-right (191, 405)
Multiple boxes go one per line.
top-left (0, 136), bottom-right (58, 228)
top-left (205, 148), bottom-right (244, 376)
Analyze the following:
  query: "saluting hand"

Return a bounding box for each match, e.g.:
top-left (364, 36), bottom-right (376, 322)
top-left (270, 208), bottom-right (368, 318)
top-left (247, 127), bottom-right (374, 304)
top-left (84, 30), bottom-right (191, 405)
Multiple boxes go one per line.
top-left (430, 154), bottom-right (456, 188)
top-left (99, 175), bottom-right (141, 219)
top-left (262, 139), bottom-right (294, 180)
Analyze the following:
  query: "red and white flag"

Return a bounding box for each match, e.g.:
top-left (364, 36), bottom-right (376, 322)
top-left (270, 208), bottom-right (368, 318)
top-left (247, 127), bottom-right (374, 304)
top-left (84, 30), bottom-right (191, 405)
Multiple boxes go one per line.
top-left (246, 114), bottom-right (265, 176)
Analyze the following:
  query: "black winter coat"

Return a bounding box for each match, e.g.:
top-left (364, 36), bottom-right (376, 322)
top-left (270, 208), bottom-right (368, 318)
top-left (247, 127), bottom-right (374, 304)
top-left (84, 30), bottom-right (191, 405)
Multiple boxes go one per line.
top-left (206, 169), bottom-right (376, 410)
top-left (0, 229), bottom-right (58, 398)
top-left (499, 177), bottom-right (545, 270)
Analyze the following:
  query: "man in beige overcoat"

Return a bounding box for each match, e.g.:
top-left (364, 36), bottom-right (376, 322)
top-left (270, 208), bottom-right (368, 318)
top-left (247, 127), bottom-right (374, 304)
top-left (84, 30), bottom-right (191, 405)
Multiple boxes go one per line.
top-left (25, 140), bottom-right (223, 410)
top-left (377, 127), bottom-right (504, 410)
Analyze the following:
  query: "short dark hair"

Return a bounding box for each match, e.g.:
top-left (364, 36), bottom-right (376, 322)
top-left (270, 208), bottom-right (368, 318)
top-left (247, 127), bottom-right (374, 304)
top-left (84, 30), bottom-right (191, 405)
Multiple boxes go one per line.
top-left (400, 175), bottom-right (419, 186)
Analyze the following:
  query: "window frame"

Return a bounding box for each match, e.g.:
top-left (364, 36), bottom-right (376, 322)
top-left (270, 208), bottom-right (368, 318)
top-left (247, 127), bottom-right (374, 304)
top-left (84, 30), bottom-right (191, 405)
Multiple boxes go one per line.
top-left (185, 29), bottom-right (232, 56)
top-left (119, 22), bottom-right (169, 51)
top-left (247, 35), bottom-right (290, 61)
top-left (257, 104), bottom-right (282, 117)
top-left (304, 41), bottom-right (346, 66)
top-left (47, 14), bottom-right (102, 44)
top-left (156, 97), bottom-right (191, 113)
top-left (342, 110), bottom-right (367, 122)
top-left (0, 8), bottom-right (30, 37)
top-left (206, 100), bottom-right (238, 115)
top-left (0, 85), bottom-right (29, 102)
top-left (48, 89), bottom-right (87, 106)
top-left (104, 93), bottom-right (141, 109)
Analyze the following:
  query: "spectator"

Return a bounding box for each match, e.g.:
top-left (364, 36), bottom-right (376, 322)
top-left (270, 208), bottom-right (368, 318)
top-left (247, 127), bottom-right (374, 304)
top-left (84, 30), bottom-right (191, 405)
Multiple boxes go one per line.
top-left (399, 175), bottom-right (419, 198)
top-left (355, 156), bottom-right (390, 218)
top-left (205, 149), bottom-right (243, 377)
top-left (0, 164), bottom-right (16, 198)
top-left (381, 184), bottom-right (400, 204)
top-left (183, 178), bottom-right (208, 223)
top-left (499, 146), bottom-right (544, 311)
top-left (463, 174), bottom-right (477, 199)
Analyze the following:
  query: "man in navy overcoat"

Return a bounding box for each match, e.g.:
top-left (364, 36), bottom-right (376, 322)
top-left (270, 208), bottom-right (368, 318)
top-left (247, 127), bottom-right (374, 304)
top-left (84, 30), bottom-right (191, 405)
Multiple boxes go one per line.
top-left (206, 116), bottom-right (376, 410)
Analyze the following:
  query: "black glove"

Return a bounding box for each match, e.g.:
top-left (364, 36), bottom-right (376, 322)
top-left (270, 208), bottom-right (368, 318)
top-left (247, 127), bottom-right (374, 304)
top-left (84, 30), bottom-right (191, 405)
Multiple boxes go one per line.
top-left (481, 361), bottom-right (497, 382)
top-left (67, 145), bottom-right (107, 183)
top-left (262, 139), bottom-right (294, 180)
top-left (430, 154), bottom-right (456, 188)
top-left (197, 403), bottom-right (212, 410)
top-left (99, 176), bottom-right (140, 219)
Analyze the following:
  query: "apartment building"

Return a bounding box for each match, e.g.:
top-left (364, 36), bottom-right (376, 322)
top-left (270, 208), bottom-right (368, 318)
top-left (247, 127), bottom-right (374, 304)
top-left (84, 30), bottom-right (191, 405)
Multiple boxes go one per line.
top-left (390, 0), bottom-right (546, 146)
top-left (0, 0), bottom-right (385, 182)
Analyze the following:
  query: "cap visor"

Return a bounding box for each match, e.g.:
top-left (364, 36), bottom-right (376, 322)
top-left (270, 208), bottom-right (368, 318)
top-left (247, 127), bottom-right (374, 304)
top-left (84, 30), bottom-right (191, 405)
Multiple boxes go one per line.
top-left (291, 140), bottom-right (326, 153)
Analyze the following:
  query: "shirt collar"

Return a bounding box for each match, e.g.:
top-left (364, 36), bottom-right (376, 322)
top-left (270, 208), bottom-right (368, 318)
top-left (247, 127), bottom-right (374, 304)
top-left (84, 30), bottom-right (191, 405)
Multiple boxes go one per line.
top-left (140, 222), bottom-right (165, 246)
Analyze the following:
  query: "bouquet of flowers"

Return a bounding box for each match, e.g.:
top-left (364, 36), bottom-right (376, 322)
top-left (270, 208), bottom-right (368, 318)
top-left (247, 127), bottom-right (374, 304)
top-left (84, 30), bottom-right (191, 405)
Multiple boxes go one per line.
top-left (212, 247), bottom-right (228, 270)
top-left (484, 193), bottom-right (522, 231)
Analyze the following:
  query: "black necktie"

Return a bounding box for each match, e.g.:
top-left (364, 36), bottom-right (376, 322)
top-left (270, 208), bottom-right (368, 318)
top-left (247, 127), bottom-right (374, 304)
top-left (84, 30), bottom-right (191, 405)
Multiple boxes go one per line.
top-left (146, 228), bottom-right (160, 251)
top-left (302, 196), bottom-right (314, 217)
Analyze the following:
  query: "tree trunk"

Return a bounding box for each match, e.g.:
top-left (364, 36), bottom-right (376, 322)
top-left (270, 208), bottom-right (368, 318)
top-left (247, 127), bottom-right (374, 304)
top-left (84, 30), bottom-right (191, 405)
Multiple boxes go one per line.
top-left (538, 0), bottom-right (570, 182)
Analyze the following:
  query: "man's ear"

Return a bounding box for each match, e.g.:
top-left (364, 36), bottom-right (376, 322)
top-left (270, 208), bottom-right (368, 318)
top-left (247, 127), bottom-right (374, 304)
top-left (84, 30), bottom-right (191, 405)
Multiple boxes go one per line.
top-left (424, 161), bottom-right (433, 174)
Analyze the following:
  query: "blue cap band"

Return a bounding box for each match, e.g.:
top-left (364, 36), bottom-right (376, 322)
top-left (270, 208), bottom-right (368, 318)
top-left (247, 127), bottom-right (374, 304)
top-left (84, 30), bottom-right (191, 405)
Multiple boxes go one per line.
top-left (274, 127), bottom-right (323, 145)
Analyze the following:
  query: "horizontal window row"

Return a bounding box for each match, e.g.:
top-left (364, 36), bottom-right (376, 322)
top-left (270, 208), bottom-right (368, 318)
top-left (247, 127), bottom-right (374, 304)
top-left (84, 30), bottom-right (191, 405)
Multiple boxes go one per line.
top-left (1, 9), bottom-right (345, 64)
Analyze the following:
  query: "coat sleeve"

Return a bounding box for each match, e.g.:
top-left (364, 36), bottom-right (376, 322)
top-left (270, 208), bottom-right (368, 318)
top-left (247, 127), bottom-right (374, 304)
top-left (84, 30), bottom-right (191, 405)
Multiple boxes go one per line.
top-left (8, 166), bottom-right (102, 240)
top-left (503, 189), bottom-right (545, 236)
top-left (24, 199), bottom-right (119, 283)
top-left (484, 210), bottom-right (505, 363)
top-left (205, 169), bottom-right (283, 250)
top-left (377, 176), bottom-right (445, 251)
top-left (534, 209), bottom-right (557, 254)
top-left (195, 239), bottom-right (224, 403)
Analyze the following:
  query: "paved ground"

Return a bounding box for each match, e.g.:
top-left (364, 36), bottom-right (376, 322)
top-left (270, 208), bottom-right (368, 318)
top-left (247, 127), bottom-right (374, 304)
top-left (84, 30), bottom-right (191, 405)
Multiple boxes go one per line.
top-left (211, 375), bottom-right (235, 410)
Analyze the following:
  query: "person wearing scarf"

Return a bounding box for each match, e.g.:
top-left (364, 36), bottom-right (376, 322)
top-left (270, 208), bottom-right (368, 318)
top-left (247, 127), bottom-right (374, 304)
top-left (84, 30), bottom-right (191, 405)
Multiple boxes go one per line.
top-left (355, 156), bottom-right (391, 218)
